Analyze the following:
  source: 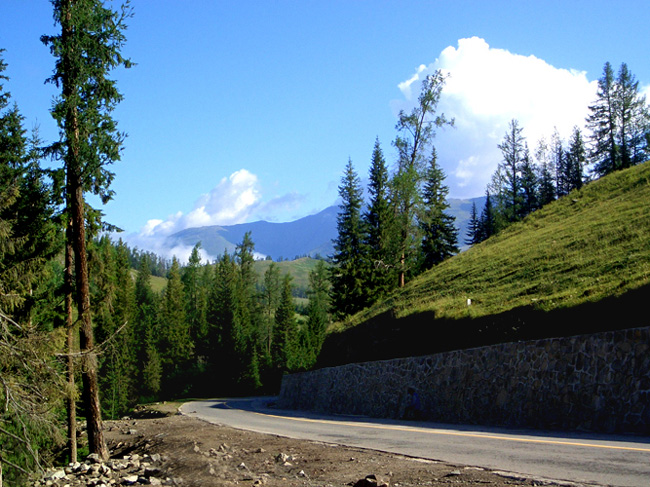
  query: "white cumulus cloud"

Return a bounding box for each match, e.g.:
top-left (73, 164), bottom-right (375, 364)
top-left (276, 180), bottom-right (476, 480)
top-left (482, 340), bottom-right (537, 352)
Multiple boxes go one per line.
top-left (123, 169), bottom-right (262, 262)
top-left (393, 37), bottom-right (599, 198)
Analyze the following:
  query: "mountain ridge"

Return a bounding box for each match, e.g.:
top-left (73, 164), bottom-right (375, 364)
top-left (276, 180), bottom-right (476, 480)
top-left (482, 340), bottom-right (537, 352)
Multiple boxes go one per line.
top-left (168, 197), bottom-right (485, 260)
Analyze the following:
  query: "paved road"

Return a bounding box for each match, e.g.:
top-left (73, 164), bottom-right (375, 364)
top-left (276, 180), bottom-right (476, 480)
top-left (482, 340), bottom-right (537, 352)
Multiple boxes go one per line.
top-left (181, 398), bottom-right (650, 487)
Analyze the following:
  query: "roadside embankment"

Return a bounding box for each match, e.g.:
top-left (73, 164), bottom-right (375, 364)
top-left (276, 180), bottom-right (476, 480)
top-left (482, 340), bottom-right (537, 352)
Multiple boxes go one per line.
top-left (279, 326), bottom-right (650, 434)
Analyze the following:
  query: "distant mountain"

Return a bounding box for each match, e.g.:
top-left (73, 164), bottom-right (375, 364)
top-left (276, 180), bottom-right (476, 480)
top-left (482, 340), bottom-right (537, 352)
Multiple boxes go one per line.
top-left (169, 206), bottom-right (338, 260)
top-left (169, 197), bottom-right (485, 260)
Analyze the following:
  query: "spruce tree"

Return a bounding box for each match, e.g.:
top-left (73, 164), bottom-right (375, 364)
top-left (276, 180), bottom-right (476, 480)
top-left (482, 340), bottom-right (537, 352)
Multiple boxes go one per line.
top-left (234, 232), bottom-right (261, 391)
top-left (0, 53), bottom-right (64, 484)
top-left (465, 202), bottom-right (480, 246)
top-left (133, 256), bottom-right (162, 399)
top-left (207, 253), bottom-right (239, 391)
top-left (362, 138), bottom-right (395, 302)
top-left (587, 62), bottom-right (618, 177)
top-left (478, 190), bottom-right (496, 242)
top-left (330, 159), bottom-right (365, 318)
top-left (519, 143), bottom-right (539, 217)
top-left (305, 260), bottom-right (330, 364)
top-left (565, 126), bottom-right (586, 192)
top-left (160, 257), bottom-right (192, 392)
top-left (182, 243), bottom-right (208, 357)
top-left (552, 129), bottom-right (570, 197)
top-left (259, 261), bottom-right (281, 363)
top-left (615, 63), bottom-right (648, 169)
top-left (535, 138), bottom-right (556, 206)
top-left (42, 0), bottom-right (133, 458)
top-left (496, 119), bottom-right (525, 222)
top-left (418, 148), bottom-right (458, 271)
top-left (272, 274), bottom-right (296, 371)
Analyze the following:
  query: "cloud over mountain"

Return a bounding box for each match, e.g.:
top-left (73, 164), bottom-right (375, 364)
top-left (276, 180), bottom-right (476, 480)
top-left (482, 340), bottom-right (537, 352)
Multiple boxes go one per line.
top-left (394, 37), bottom-right (598, 198)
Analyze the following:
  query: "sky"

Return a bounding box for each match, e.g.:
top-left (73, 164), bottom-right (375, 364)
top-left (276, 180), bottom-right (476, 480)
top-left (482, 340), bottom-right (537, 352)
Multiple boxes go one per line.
top-left (1, 1), bottom-right (649, 260)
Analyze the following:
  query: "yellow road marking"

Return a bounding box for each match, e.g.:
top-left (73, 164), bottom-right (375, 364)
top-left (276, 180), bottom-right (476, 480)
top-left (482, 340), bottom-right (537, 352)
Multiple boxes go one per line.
top-left (253, 411), bottom-right (650, 453)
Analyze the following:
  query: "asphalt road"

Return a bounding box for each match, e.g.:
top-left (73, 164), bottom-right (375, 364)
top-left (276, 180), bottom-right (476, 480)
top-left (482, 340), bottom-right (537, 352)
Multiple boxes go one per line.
top-left (180, 397), bottom-right (650, 487)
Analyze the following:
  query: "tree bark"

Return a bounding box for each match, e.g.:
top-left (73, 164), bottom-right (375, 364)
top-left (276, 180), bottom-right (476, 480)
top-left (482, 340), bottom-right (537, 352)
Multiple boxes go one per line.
top-left (65, 221), bottom-right (77, 463)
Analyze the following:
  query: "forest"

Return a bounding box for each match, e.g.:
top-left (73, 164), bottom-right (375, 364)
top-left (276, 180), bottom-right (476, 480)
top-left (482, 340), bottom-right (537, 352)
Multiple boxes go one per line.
top-left (1, 0), bottom-right (650, 485)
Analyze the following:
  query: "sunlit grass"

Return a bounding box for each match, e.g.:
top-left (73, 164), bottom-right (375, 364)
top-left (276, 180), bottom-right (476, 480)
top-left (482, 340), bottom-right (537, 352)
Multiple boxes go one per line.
top-left (334, 161), bottom-right (650, 333)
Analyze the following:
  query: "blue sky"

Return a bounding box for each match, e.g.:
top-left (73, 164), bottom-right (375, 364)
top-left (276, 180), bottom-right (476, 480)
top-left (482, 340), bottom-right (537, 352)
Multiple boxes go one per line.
top-left (1, 1), bottom-right (649, 259)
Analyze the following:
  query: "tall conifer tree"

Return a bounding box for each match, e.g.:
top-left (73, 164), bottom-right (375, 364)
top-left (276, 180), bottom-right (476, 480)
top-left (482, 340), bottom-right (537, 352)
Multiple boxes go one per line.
top-left (362, 138), bottom-right (394, 302)
top-left (496, 119), bottom-right (525, 222)
top-left (465, 202), bottom-right (480, 246)
top-left (42, 0), bottom-right (132, 458)
top-left (587, 62), bottom-right (618, 177)
top-left (330, 159), bottom-right (365, 318)
top-left (418, 148), bottom-right (458, 271)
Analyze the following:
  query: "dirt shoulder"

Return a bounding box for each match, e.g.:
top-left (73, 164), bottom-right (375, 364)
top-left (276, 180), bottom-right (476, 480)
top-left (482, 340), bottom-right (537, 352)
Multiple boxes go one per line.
top-left (103, 403), bottom-right (580, 487)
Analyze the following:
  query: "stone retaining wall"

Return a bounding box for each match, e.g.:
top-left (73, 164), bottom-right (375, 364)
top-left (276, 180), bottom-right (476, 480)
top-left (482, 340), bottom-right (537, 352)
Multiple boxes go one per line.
top-left (278, 326), bottom-right (650, 434)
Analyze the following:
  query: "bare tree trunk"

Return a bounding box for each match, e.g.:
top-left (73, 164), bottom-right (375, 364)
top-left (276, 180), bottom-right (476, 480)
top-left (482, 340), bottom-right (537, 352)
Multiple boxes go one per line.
top-left (71, 183), bottom-right (107, 460)
top-left (65, 219), bottom-right (77, 463)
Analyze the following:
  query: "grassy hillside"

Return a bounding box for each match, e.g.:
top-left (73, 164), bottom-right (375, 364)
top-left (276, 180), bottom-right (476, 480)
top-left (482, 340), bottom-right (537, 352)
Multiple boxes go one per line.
top-left (253, 257), bottom-right (325, 291)
top-left (320, 161), bottom-right (650, 366)
top-left (129, 269), bottom-right (168, 294)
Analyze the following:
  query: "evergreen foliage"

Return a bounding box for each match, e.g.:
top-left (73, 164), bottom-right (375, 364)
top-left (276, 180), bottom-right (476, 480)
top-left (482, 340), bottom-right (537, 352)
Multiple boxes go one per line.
top-left (305, 260), bottom-right (330, 363)
top-left (465, 201), bottom-right (480, 246)
top-left (418, 148), bottom-right (458, 271)
top-left (495, 119), bottom-right (526, 222)
top-left (330, 159), bottom-right (366, 318)
top-left (42, 0), bottom-right (133, 460)
top-left (362, 138), bottom-right (395, 303)
top-left (0, 53), bottom-right (64, 485)
top-left (587, 62), bottom-right (649, 177)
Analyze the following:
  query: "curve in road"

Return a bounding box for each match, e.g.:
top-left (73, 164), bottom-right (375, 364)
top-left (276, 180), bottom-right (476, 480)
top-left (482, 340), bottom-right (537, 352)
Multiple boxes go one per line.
top-left (181, 398), bottom-right (650, 487)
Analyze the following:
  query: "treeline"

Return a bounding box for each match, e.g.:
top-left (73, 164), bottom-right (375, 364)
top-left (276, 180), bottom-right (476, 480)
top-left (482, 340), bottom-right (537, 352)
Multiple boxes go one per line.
top-left (329, 61), bottom-right (650, 320)
top-left (330, 71), bottom-right (459, 318)
top-left (468, 61), bottom-right (650, 244)
top-left (89, 235), bottom-right (331, 417)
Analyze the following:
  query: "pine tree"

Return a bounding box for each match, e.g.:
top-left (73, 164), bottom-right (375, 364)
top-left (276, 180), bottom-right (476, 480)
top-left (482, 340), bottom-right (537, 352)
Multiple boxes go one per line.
top-left (418, 148), bottom-right (458, 271)
top-left (519, 143), bottom-right (539, 217)
top-left (496, 119), bottom-right (525, 222)
top-left (362, 138), bottom-right (395, 302)
top-left (305, 260), bottom-right (330, 364)
top-left (465, 202), bottom-right (480, 246)
top-left (477, 190), bottom-right (496, 242)
top-left (330, 159), bottom-right (365, 318)
top-left (272, 274), bottom-right (296, 370)
top-left (259, 261), bottom-right (281, 363)
top-left (587, 62), bottom-right (618, 177)
top-left (234, 232), bottom-right (261, 391)
top-left (615, 63), bottom-right (648, 169)
top-left (207, 253), bottom-right (239, 391)
top-left (391, 70), bottom-right (453, 287)
top-left (42, 0), bottom-right (133, 459)
top-left (160, 257), bottom-right (192, 392)
top-left (552, 129), bottom-right (570, 197)
top-left (565, 126), bottom-right (586, 192)
top-left (535, 138), bottom-right (556, 206)
top-left (182, 243), bottom-right (208, 357)
top-left (133, 255), bottom-right (161, 399)
top-left (0, 53), bottom-right (64, 484)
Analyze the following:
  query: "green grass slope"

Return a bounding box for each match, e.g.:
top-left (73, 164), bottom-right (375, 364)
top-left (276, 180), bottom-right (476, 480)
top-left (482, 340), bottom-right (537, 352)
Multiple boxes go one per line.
top-left (253, 257), bottom-right (325, 291)
top-left (319, 161), bottom-right (650, 367)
